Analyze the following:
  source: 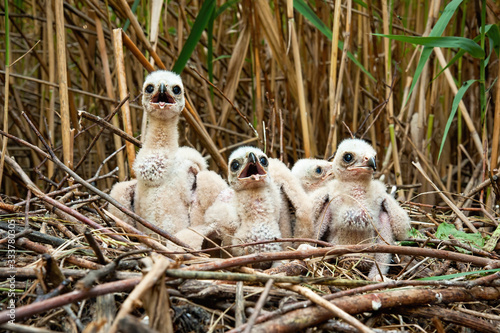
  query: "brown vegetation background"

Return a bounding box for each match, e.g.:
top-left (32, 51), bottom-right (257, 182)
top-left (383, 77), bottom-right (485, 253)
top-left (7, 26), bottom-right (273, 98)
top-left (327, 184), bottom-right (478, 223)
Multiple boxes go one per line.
top-left (1, 0), bottom-right (499, 209)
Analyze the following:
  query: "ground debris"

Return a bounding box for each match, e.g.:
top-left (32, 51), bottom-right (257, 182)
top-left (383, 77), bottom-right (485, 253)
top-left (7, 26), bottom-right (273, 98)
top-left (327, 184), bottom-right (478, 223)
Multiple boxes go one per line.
top-left (1, 194), bottom-right (499, 332)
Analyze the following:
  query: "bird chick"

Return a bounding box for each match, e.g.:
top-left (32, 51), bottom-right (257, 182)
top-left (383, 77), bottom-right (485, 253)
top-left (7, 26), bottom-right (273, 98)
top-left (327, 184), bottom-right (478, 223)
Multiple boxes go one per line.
top-left (110, 70), bottom-right (208, 236)
top-left (268, 158), bottom-right (315, 240)
top-left (133, 71), bottom-right (209, 235)
top-left (291, 159), bottom-right (334, 193)
top-left (108, 179), bottom-right (137, 226)
top-left (321, 138), bottom-right (410, 280)
top-left (290, 159), bottom-right (335, 239)
top-left (174, 169), bottom-right (229, 250)
top-left (204, 147), bottom-right (284, 259)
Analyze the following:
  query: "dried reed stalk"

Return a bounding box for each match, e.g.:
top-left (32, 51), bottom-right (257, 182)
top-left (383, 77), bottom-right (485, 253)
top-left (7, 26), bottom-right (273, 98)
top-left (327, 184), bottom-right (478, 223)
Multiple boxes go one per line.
top-left (491, 49), bottom-right (500, 171)
top-left (109, 254), bottom-right (173, 333)
top-left (46, 0), bottom-right (56, 178)
top-left (113, 29), bottom-right (136, 178)
top-left (0, 64), bottom-right (9, 191)
top-left (55, 0), bottom-right (72, 168)
top-left (287, 0), bottom-right (311, 157)
top-left (413, 161), bottom-right (478, 233)
top-left (255, 0), bottom-right (297, 96)
top-left (95, 15), bottom-right (126, 181)
top-left (325, 0), bottom-right (342, 158)
top-left (219, 14), bottom-right (251, 128)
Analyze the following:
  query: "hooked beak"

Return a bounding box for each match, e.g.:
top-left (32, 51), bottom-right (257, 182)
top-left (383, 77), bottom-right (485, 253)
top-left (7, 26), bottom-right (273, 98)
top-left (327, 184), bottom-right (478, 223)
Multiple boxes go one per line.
top-left (367, 156), bottom-right (376, 171)
top-left (150, 83), bottom-right (175, 107)
top-left (238, 152), bottom-right (267, 181)
top-left (322, 167), bottom-right (335, 180)
top-left (248, 152), bottom-right (257, 164)
top-left (159, 83), bottom-right (167, 94)
top-left (347, 156), bottom-right (376, 174)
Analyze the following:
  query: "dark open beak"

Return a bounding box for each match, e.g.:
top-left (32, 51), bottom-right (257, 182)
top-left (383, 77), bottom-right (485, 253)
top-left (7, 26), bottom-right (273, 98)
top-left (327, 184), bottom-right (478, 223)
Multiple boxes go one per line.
top-left (151, 83), bottom-right (175, 104)
top-left (238, 152), bottom-right (267, 180)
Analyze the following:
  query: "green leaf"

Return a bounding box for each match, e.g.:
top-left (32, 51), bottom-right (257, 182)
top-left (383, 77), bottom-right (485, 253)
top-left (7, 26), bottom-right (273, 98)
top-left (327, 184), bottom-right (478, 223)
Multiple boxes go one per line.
top-left (172, 0), bottom-right (216, 74)
top-left (293, 0), bottom-right (375, 81)
top-left (408, 227), bottom-right (425, 238)
top-left (486, 23), bottom-right (500, 56)
top-left (435, 222), bottom-right (484, 249)
top-left (215, 0), bottom-right (242, 18)
top-left (438, 80), bottom-right (477, 161)
top-left (353, 0), bottom-right (368, 8)
top-left (404, 0), bottom-right (464, 107)
top-left (431, 25), bottom-right (498, 81)
top-left (400, 228), bottom-right (426, 246)
top-left (122, 0), bottom-right (141, 32)
top-left (294, 0), bottom-right (332, 39)
top-left (418, 268), bottom-right (500, 281)
top-left (213, 55), bottom-right (232, 62)
top-left (374, 34), bottom-right (484, 58)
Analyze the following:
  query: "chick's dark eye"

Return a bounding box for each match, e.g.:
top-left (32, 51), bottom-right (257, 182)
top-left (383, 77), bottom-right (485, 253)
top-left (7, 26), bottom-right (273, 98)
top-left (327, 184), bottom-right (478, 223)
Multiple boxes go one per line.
top-left (343, 153), bottom-right (353, 163)
top-left (145, 85), bottom-right (154, 94)
top-left (259, 156), bottom-right (268, 167)
top-left (315, 167), bottom-right (322, 174)
top-left (230, 160), bottom-right (240, 172)
top-left (172, 85), bottom-right (181, 95)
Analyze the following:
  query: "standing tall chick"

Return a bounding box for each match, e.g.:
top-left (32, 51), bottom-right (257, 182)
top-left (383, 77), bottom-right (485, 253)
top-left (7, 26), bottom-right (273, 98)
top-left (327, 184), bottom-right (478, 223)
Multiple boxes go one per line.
top-left (322, 139), bottom-right (410, 280)
top-left (109, 70), bottom-right (207, 235)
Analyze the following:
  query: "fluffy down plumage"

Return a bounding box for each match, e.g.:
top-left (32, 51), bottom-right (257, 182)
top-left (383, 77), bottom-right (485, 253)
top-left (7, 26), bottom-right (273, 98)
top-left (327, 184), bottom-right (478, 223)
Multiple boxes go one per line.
top-left (109, 70), bottom-right (210, 237)
top-left (320, 139), bottom-right (410, 280)
top-left (203, 147), bottom-right (286, 264)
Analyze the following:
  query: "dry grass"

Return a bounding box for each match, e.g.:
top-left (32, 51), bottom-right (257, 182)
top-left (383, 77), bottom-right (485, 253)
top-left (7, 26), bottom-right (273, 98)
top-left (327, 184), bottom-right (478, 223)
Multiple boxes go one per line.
top-left (0, 1), bottom-right (498, 204)
top-left (1, 0), bottom-right (500, 332)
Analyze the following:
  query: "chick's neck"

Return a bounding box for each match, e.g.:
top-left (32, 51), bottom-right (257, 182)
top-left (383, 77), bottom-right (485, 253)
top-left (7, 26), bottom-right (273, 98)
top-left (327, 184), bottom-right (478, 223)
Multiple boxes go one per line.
top-left (143, 115), bottom-right (180, 151)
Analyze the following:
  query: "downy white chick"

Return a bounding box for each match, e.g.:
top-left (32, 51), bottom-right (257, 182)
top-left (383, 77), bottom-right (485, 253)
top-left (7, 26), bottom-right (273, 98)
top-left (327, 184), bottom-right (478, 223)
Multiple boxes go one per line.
top-left (178, 153), bottom-right (317, 251)
top-left (268, 158), bottom-right (315, 239)
top-left (110, 70), bottom-right (207, 235)
top-left (291, 158), bottom-right (335, 239)
top-left (108, 179), bottom-right (137, 226)
top-left (204, 147), bottom-right (285, 258)
top-left (291, 159), bottom-right (334, 193)
top-left (321, 138), bottom-right (410, 280)
top-left (174, 169), bottom-right (229, 250)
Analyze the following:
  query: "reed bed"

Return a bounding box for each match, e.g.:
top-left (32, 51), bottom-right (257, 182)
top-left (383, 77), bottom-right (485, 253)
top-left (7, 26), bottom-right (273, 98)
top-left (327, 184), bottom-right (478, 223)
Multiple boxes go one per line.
top-left (1, 0), bottom-right (500, 331)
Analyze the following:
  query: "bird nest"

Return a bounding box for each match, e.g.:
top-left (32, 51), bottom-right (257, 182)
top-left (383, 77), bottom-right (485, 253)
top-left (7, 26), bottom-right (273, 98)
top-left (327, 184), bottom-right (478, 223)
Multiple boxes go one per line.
top-left (1, 188), bottom-right (499, 332)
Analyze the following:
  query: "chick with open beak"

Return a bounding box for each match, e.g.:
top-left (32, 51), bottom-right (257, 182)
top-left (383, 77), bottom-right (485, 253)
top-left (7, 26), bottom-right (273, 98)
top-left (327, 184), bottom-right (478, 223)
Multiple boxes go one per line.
top-left (229, 148), bottom-right (269, 190)
top-left (204, 147), bottom-right (284, 266)
top-left (110, 70), bottom-right (210, 238)
top-left (142, 70), bottom-right (184, 120)
top-left (318, 139), bottom-right (410, 281)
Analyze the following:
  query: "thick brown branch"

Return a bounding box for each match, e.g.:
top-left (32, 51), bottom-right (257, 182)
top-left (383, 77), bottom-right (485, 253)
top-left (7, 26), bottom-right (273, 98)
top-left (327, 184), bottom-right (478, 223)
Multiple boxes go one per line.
top-left (395, 306), bottom-right (497, 332)
top-left (250, 286), bottom-right (500, 332)
top-left (0, 278), bottom-right (140, 324)
top-left (186, 244), bottom-right (498, 272)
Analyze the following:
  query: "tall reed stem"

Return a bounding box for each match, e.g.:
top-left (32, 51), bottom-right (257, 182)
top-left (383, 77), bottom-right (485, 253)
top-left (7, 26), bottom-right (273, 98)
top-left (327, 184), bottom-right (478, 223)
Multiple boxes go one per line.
top-left (0, 0), bottom-right (9, 190)
top-left (113, 29), bottom-right (136, 178)
top-left (288, 0), bottom-right (311, 157)
top-left (55, 0), bottom-right (72, 168)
